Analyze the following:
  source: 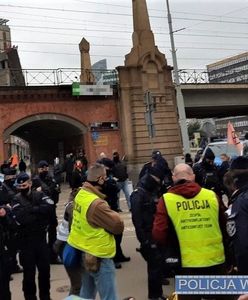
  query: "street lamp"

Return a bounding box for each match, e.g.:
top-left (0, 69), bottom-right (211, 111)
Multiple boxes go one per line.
top-left (166, 0), bottom-right (190, 154)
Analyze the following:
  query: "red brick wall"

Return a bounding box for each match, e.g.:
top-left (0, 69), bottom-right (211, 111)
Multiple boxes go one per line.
top-left (0, 85), bottom-right (123, 164)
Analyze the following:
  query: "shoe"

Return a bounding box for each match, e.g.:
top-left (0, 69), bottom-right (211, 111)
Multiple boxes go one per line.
top-left (162, 278), bottom-right (170, 285)
top-left (116, 256), bottom-right (131, 263)
top-left (149, 296), bottom-right (167, 300)
top-left (115, 262), bottom-right (122, 269)
top-left (11, 265), bottom-right (23, 274)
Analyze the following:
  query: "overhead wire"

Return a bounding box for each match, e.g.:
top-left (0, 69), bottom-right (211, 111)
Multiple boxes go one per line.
top-left (18, 49), bottom-right (222, 61)
top-left (2, 39), bottom-right (248, 53)
top-left (2, 2), bottom-right (248, 68)
top-left (2, 4), bottom-right (248, 25)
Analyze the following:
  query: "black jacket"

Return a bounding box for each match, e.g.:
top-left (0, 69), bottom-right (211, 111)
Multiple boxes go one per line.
top-left (227, 184), bottom-right (248, 274)
top-left (101, 177), bottom-right (120, 212)
top-left (130, 174), bottom-right (160, 246)
top-left (0, 207), bottom-right (16, 256)
top-left (71, 169), bottom-right (86, 189)
top-left (0, 182), bottom-right (16, 206)
top-left (112, 160), bottom-right (128, 182)
top-left (193, 161), bottom-right (223, 198)
top-left (12, 190), bottom-right (54, 239)
top-left (33, 174), bottom-right (60, 204)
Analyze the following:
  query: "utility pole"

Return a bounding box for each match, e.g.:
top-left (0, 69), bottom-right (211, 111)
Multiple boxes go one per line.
top-left (166, 0), bottom-right (190, 154)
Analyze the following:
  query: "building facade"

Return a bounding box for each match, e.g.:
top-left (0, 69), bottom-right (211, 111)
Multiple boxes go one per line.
top-left (207, 52), bottom-right (248, 83)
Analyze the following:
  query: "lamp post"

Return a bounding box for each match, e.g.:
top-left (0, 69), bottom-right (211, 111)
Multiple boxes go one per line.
top-left (166, 0), bottom-right (190, 154)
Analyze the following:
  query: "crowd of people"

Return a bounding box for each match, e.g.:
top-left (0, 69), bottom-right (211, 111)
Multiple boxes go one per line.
top-left (0, 148), bottom-right (248, 300)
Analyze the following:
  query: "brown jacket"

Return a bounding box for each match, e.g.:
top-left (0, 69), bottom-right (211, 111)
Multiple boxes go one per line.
top-left (83, 182), bottom-right (124, 235)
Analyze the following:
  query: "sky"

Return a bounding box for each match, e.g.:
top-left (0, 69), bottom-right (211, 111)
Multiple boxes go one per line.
top-left (1, 0), bottom-right (248, 71)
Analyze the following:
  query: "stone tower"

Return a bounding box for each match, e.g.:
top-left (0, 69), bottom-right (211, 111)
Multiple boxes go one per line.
top-left (117, 0), bottom-right (183, 176)
top-left (79, 38), bottom-right (95, 84)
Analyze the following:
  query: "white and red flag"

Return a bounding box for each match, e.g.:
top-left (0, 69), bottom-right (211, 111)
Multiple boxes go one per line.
top-left (227, 121), bottom-right (243, 154)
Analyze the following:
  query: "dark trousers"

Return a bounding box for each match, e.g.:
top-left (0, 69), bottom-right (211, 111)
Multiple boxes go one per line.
top-left (48, 206), bottom-right (58, 262)
top-left (19, 237), bottom-right (50, 300)
top-left (7, 235), bottom-right (19, 272)
top-left (114, 233), bottom-right (125, 261)
top-left (0, 252), bottom-right (11, 300)
top-left (140, 246), bottom-right (163, 299)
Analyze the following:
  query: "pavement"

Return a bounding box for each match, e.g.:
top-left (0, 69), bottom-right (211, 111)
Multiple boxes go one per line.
top-left (10, 184), bottom-right (174, 300)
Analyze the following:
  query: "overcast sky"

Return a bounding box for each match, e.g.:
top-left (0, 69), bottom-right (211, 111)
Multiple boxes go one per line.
top-left (1, 0), bottom-right (248, 70)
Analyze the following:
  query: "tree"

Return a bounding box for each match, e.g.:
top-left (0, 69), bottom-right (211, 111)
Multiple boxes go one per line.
top-left (187, 121), bottom-right (201, 140)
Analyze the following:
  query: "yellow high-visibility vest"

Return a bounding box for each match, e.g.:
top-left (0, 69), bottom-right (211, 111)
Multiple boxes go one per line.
top-left (68, 188), bottom-right (116, 258)
top-left (164, 188), bottom-right (225, 268)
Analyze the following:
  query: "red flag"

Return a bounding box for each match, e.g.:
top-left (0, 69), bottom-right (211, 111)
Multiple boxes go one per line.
top-left (227, 121), bottom-right (243, 154)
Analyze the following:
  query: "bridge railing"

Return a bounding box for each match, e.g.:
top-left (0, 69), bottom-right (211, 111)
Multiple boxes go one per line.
top-left (177, 69), bottom-right (248, 84)
top-left (2, 68), bottom-right (248, 86)
top-left (2, 68), bottom-right (119, 86)
top-left (177, 69), bottom-right (209, 84)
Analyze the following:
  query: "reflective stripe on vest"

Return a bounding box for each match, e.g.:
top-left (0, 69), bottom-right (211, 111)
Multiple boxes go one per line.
top-left (68, 189), bottom-right (116, 258)
top-left (164, 188), bottom-right (225, 268)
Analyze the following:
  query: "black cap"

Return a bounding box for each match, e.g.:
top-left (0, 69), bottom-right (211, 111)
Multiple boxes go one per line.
top-left (204, 148), bottom-right (215, 160)
top-left (230, 156), bottom-right (248, 170)
top-left (38, 160), bottom-right (49, 168)
top-left (152, 150), bottom-right (162, 160)
top-left (16, 173), bottom-right (30, 184)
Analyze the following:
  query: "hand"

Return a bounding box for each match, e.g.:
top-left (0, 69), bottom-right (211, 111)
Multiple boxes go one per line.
top-left (0, 208), bottom-right (6, 217)
top-left (238, 295), bottom-right (248, 300)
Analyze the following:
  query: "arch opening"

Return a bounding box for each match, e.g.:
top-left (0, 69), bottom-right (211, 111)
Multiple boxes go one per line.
top-left (4, 114), bottom-right (88, 165)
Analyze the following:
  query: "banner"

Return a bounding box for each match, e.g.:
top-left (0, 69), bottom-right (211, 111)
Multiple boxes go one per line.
top-left (227, 121), bottom-right (243, 155)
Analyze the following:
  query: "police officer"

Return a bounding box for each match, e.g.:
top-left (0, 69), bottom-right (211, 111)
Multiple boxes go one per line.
top-left (34, 160), bottom-right (61, 264)
top-left (12, 172), bottom-right (54, 300)
top-left (224, 156), bottom-right (248, 275)
top-left (139, 150), bottom-right (173, 195)
top-left (153, 163), bottom-right (231, 300)
top-left (0, 167), bottom-right (17, 205)
top-left (0, 167), bottom-right (22, 274)
top-left (0, 206), bottom-right (15, 300)
top-left (131, 167), bottom-right (166, 300)
top-left (193, 148), bottom-right (223, 199)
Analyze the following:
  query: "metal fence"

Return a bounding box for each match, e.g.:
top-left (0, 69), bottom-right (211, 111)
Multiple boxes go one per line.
top-left (2, 68), bottom-right (248, 86)
top-left (177, 69), bottom-right (248, 84)
top-left (3, 68), bottom-right (119, 86)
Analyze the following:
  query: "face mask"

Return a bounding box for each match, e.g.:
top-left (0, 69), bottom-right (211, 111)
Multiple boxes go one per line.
top-left (40, 171), bottom-right (48, 179)
top-left (113, 156), bottom-right (119, 163)
top-left (21, 187), bottom-right (30, 196)
top-left (101, 180), bottom-right (109, 191)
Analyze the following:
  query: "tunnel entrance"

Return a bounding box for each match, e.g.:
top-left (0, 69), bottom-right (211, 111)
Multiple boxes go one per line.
top-left (4, 114), bottom-right (87, 168)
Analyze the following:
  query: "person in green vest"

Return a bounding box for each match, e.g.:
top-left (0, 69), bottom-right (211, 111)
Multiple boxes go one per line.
top-left (152, 163), bottom-right (235, 300)
top-left (67, 163), bottom-right (124, 300)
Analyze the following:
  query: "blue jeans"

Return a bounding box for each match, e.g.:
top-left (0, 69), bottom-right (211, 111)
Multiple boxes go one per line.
top-left (117, 180), bottom-right (131, 209)
top-left (79, 258), bottom-right (118, 300)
